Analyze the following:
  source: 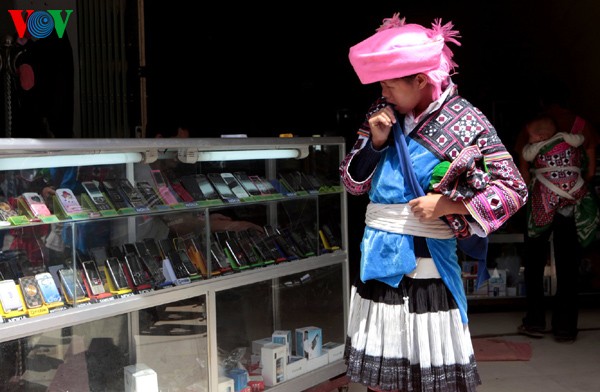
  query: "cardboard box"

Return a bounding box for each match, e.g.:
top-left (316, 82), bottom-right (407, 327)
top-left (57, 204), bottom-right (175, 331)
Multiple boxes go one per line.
top-left (304, 352), bottom-right (329, 373)
top-left (295, 326), bottom-right (322, 359)
top-left (321, 342), bottom-right (344, 362)
top-left (218, 376), bottom-right (235, 392)
top-left (261, 343), bottom-right (286, 387)
top-left (285, 355), bottom-right (307, 380)
top-left (271, 330), bottom-right (292, 361)
top-left (226, 368), bottom-right (248, 392)
top-left (252, 337), bottom-right (273, 355)
top-left (488, 269), bottom-right (507, 297)
top-left (124, 363), bottom-right (158, 392)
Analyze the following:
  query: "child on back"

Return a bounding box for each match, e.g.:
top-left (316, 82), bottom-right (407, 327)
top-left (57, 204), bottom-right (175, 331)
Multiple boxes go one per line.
top-left (521, 114), bottom-right (598, 246)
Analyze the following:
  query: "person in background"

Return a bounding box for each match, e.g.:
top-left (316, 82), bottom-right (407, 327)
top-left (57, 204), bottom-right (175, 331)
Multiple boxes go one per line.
top-left (339, 12), bottom-right (527, 391)
top-left (515, 84), bottom-right (600, 343)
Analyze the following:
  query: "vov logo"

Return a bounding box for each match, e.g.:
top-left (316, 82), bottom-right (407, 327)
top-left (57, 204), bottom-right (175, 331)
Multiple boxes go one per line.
top-left (8, 9), bottom-right (74, 39)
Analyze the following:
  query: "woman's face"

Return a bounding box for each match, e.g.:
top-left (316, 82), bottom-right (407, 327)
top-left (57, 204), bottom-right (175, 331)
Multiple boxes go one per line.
top-left (380, 77), bottom-right (423, 115)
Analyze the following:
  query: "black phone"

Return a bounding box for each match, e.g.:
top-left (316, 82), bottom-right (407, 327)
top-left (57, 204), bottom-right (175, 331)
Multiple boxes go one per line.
top-left (118, 179), bottom-right (148, 209)
top-left (167, 249), bottom-right (191, 279)
top-left (143, 238), bottom-right (164, 260)
top-left (105, 257), bottom-right (130, 290)
top-left (224, 236), bottom-right (249, 268)
top-left (101, 179), bottom-right (131, 210)
top-left (196, 174), bottom-right (219, 200)
top-left (158, 238), bottom-right (174, 260)
top-left (234, 172), bottom-right (262, 196)
top-left (136, 181), bottom-right (165, 208)
top-left (176, 248), bottom-right (200, 276)
top-left (124, 253), bottom-right (151, 286)
top-left (179, 175), bottom-right (206, 201)
top-left (234, 230), bottom-right (260, 264)
top-left (135, 242), bottom-right (165, 284)
top-left (207, 173), bottom-right (238, 201)
top-left (221, 172), bottom-right (251, 199)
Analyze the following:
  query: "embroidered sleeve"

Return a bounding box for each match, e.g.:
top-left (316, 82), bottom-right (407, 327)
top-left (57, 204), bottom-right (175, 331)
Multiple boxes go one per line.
top-left (459, 107), bottom-right (528, 235)
top-left (339, 98), bottom-right (389, 196)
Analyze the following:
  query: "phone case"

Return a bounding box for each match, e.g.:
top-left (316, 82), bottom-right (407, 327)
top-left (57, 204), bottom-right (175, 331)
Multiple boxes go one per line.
top-left (56, 188), bottom-right (84, 214)
top-left (58, 268), bottom-right (87, 302)
top-left (82, 261), bottom-right (106, 295)
top-left (0, 201), bottom-right (18, 222)
top-left (221, 172), bottom-right (251, 199)
top-left (34, 272), bottom-right (62, 304)
top-left (81, 181), bottom-right (112, 211)
top-left (22, 192), bottom-right (52, 217)
top-left (0, 279), bottom-right (24, 312)
top-left (19, 276), bottom-right (44, 309)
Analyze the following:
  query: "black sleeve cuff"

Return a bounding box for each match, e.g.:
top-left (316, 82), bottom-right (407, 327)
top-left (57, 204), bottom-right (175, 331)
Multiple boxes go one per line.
top-left (348, 141), bottom-right (387, 181)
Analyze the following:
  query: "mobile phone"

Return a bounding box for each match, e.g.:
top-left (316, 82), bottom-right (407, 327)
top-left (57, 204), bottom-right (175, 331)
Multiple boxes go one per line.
top-left (135, 242), bottom-right (166, 285)
top-left (208, 234), bottom-right (233, 273)
top-left (167, 249), bottom-right (192, 279)
top-left (124, 253), bottom-right (151, 287)
top-left (151, 170), bottom-right (180, 205)
top-left (22, 192), bottom-right (52, 217)
top-left (233, 172), bottom-right (262, 196)
top-left (55, 188), bottom-right (84, 214)
top-left (225, 236), bottom-right (249, 268)
top-left (176, 248), bottom-right (200, 276)
top-left (80, 181), bottom-right (112, 211)
top-left (81, 260), bottom-right (106, 295)
top-left (221, 172), bottom-right (251, 199)
top-left (183, 237), bottom-right (209, 276)
top-left (136, 181), bottom-right (165, 208)
top-left (34, 272), bottom-right (62, 304)
top-left (179, 175), bottom-right (206, 201)
top-left (298, 171), bottom-right (318, 192)
top-left (105, 257), bottom-right (130, 290)
top-left (0, 262), bottom-right (17, 281)
top-left (278, 174), bottom-right (299, 193)
top-left (171, 181), bottom-right (194, 202)
top-left (143, 238), bottom-right (164, 260)
top-left (101, 180), bottom-right (131, 210)
top-left (122, 243), bottom-right (139, 257)
top-left (118, 179), bottom-right (149, 209)
top-left (303, 173), bottom-right (323, 190)
top-left (322, 224), bottom-right (341, 249)
top-left (57, 268), bottom-right (87, 302)
top-left (196, 174), bottom-right (219, 200)
top-left (249, 175), bottom-right (276, 195)
top-left (207, 173), bottom-right (238, 201)
top-left (0, 201), bottom-right (17, 222)
top-left (158, 238), bottom-right (174, 260)
top-left (0, 279), bottom-right (24, 312)
top-left (19, 276), bottom-right (44, 309)
top-left (234, 231), bottom-right (260, 264)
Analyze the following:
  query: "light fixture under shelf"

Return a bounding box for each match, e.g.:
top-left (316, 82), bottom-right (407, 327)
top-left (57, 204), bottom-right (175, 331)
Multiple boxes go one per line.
top-left (0, 152), bottom-right (144, 171)
top-left (178, 147), bottom-right (309, 163)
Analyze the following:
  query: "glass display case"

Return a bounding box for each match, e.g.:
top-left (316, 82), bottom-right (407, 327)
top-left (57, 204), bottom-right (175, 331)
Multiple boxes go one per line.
top-left (0, 137), bottom-right (348, 391)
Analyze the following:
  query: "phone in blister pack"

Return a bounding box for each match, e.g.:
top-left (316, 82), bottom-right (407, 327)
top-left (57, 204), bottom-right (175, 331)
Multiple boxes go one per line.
top-left (34, 272), bottom-right (62, 303)
top-left (118, 179), bottom-right (149, 209)
top-left (233, 172), bottom-right (261, 196)
top-left (19, 276), bottom-right (44, 309)
top-left (55, 188), bottom-right (84, 214)
top-left (57, 268), bottom-right (87, 302)
top-left (248, 175), bottom-right (276, 195)
top-left (196, 174), bottom-right (219, 200)
top-left (179, 175), bottom-right (206, 201)
top-left (0, 279), bottom-right (24, 312)
top-left (22, 192), bottom-right (52, 217)
top-left (105, 257), bottom-right (130, 290)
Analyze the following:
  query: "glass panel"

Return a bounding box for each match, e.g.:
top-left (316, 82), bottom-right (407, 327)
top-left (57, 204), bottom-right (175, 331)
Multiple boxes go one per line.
top-left (215, 264), bottom-right (345, 380)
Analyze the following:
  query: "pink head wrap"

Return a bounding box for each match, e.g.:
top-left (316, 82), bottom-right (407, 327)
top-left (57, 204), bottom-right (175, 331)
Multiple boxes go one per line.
top-left (349, 13), bottom-right (461, 97)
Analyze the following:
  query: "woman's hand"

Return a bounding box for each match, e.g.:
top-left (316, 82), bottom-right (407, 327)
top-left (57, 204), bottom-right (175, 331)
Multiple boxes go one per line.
top-left (368, 106), bottom-right (395, 150)
top-left (408, 193), bottom-right (468, 221)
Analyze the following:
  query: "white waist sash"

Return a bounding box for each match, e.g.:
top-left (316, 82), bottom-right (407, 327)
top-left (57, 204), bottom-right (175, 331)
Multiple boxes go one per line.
top-left (365, 202), bottom-right (454, 239)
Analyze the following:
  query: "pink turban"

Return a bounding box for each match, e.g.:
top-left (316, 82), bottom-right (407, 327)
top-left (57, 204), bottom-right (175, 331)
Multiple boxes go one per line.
top-left (349, 13), bottom-right (461, 87)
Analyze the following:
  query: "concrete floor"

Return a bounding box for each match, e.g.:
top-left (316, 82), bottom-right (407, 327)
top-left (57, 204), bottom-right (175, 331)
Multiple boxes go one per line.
top-left (346, 308), bottom-right (600, 392)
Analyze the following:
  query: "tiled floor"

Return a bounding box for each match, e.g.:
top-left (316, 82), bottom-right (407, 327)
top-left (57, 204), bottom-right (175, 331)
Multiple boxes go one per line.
top-left (346, 308), bottom-right (600, 392)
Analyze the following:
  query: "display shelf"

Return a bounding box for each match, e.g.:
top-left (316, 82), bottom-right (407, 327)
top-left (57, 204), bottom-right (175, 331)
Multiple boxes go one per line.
top-left (0, 137), bottom-right (348, 392)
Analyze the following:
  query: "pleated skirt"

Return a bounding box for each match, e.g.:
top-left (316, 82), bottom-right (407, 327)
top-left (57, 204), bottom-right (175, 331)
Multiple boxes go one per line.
top-left (344, 275), bottom-right (481, 392)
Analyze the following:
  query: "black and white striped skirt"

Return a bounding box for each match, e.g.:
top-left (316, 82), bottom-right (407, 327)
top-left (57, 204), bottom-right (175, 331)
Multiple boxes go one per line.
top-left (344, 259), bottom-right (481, 391)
